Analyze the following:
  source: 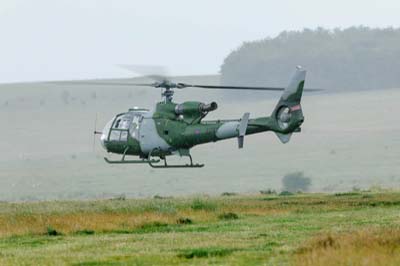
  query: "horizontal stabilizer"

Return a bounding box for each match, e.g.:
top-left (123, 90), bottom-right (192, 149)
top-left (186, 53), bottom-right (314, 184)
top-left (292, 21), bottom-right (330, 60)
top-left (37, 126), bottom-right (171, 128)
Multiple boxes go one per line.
top-left (238, 112), bottom-right (250, 149)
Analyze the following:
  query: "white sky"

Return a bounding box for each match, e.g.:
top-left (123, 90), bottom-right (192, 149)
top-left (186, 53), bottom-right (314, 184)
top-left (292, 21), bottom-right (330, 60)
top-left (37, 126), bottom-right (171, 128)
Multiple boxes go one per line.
top-left (0, 0), bottom-right (399, 83)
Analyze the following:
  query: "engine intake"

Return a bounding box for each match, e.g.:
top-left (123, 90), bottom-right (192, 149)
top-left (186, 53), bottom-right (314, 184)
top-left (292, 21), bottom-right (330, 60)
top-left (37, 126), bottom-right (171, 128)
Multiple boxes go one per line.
top-left (175, 101), bottom-right (218, 116)
top-left (199, 102), bottom-right (218, 113)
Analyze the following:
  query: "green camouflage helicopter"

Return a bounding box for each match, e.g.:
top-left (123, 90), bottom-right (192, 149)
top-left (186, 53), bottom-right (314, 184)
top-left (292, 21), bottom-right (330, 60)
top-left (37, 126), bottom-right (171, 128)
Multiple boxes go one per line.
top-left (90, 66), bottom-right (309, 168)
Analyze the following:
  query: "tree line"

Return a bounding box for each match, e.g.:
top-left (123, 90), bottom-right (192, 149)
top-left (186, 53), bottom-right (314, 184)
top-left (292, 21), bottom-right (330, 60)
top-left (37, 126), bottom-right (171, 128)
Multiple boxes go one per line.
top-left (220, 27), bottom-right (400, 92)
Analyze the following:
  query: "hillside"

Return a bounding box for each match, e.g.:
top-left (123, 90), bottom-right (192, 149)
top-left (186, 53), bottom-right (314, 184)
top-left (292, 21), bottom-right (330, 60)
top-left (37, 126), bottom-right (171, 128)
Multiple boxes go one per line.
top-left (0, 76), bottom-right (399, 201)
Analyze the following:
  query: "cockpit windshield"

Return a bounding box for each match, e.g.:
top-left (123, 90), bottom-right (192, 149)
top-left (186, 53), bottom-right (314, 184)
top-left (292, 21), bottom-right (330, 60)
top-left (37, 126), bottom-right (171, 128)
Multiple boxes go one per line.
top-left (106, 113), bottom-right (133, 142)
top-left (101, 111), bottom-right (144, 144)
top-left (113, 115), bottom-right (132, 130)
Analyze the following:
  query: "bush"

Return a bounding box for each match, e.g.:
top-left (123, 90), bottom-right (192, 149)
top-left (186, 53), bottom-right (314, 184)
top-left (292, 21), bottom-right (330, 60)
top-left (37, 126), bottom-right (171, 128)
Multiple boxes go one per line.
top-left (334, 192), bottom-right (360, 197)
top-left (138, 222), bottom-right (169, 233)
top-left (153, 195), bottom-right (173, 199)
top-left (218, 212), bottom-right (239, 220)
top-left (279, 191), bottom-right (294, 196)
top-left (282, 172), bottom-right (312, 193)
top-left (221, 192), bottom-right (238, 196)
top-left (178, 248), bottom-right (236, 259)
top-left (260, 189), bottom-right (276, 195)
top-left (75, 229), bottom-right (95, 235)
top-left (177, 218), bottom-right (193, 225)
top-left (46, 226), bottom-right (62, 236)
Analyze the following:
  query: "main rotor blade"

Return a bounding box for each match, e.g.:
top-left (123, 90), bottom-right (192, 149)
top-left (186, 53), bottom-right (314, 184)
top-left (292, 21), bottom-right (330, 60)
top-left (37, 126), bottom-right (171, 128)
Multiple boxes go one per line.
top-left (118, 65), bottom-right (170, 83)
top-left (191, 85), bottom-right (285, 91)
top-left (181, 84), bottom-right (322, 92)
top-left (118, 64), bottom-right (168, 77)
top-left (51, 81), bottom-right (156, 87)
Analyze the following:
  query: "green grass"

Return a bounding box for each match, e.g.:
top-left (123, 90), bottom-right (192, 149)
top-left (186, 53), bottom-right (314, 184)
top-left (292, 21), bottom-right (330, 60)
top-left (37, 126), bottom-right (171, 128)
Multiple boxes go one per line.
top-left (0, 192), bottom-right (400, 265)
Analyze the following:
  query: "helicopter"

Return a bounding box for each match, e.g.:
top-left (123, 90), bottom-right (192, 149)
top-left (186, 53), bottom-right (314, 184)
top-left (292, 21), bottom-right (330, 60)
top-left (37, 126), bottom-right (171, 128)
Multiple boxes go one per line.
top-left (80, 66), bottom-right (310, 168)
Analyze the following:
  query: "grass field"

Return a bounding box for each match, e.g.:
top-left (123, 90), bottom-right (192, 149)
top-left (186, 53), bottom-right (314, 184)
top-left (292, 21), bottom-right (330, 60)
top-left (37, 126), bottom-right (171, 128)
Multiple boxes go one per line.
top-left (1, 192), bottom-right (400, 265)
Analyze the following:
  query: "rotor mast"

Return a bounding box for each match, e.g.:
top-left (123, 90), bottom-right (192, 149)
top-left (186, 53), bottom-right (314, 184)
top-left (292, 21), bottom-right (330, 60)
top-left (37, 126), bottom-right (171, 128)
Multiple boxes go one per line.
top-left (160, 87), bottom-right (175, 103)
top-left (155, 80), bottom-right (181, 103)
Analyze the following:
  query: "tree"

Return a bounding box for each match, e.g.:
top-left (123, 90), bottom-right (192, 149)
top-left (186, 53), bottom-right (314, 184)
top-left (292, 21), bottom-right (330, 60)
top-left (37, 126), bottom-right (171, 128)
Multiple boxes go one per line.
top-left (282, 172), bottom-right (312, 193)
top-left (221, 27), bottom-right (400, 99)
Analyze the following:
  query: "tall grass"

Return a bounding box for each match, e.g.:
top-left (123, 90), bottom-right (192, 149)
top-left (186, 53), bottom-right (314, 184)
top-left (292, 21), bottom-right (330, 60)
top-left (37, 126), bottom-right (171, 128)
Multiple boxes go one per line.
top-left (0, 192), bottom-right (399, 238)
top-left (295, 228), bottom-right (400, 266)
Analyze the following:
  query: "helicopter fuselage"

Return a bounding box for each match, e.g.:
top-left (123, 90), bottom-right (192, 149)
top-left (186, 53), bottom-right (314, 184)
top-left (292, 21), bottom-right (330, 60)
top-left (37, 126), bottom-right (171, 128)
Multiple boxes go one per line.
top-left (98, 67), bottom-right (306, 167)
top-left (100, 100), bottom-right (303, 159)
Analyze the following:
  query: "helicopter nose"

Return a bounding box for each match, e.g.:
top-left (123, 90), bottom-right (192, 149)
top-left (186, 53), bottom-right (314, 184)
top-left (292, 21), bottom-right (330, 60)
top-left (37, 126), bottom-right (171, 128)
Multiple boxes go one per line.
top-left (100, 133), bottom-right (107, 150)
top-left (99, 119), bottom-right (113, 151)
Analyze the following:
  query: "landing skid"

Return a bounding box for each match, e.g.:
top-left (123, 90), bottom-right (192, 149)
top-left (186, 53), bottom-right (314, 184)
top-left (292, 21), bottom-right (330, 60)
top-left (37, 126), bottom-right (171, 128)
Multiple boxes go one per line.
top-left (104, 157), bottom-right (160, 164)
top-left (148, 149), bottom-right (204, 168)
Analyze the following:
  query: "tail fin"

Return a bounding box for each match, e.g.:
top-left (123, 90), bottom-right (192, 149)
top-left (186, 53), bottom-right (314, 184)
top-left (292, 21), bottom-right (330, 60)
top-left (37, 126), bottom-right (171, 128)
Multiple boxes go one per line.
top-left (272, 67), bottom-right (306, 143)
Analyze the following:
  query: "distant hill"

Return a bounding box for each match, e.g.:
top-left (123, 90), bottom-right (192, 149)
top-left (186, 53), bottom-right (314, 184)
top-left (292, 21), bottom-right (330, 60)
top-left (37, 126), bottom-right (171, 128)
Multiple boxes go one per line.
top-left (221, 27), bottom-right (400, 91)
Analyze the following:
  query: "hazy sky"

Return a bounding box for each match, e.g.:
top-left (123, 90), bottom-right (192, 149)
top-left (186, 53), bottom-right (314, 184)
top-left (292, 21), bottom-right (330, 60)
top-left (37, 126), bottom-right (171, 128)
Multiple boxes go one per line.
top-left (0, 0), bottom-right (399, 83)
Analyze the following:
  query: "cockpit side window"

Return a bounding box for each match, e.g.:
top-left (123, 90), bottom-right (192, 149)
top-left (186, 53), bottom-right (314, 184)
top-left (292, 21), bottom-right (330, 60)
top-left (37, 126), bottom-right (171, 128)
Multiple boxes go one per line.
top-left (130, 114), bottom-right (141, 140)
top-left (120, 118), bottom-right (130, 129)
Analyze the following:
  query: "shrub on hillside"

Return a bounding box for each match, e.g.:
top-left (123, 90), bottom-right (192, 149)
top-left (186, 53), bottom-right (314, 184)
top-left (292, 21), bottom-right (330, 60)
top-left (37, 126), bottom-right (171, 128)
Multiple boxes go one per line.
top-left (46, 226), bottom-right (62, 236)
top-left (218, 212), bottom-right (239, 220)
top-left (177, 217), bottom-right (193, 225)
top-left (260, 189), bottom-right (277, 195)
top-left (282, 172), bottom-right (312, 193)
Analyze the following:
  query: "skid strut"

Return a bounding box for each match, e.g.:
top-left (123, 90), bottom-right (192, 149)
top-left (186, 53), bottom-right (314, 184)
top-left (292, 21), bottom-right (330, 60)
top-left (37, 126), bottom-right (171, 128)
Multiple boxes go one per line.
top-left (104, 146), bottom-right (160, 164)
top-left (148, 148), bottom-right (204, 168)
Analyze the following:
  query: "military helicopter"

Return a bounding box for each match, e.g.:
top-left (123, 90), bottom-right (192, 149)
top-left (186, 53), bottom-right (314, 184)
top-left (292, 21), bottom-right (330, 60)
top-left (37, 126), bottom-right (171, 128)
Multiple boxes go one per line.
top-left (84, 66), bottom-right (310, 168)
